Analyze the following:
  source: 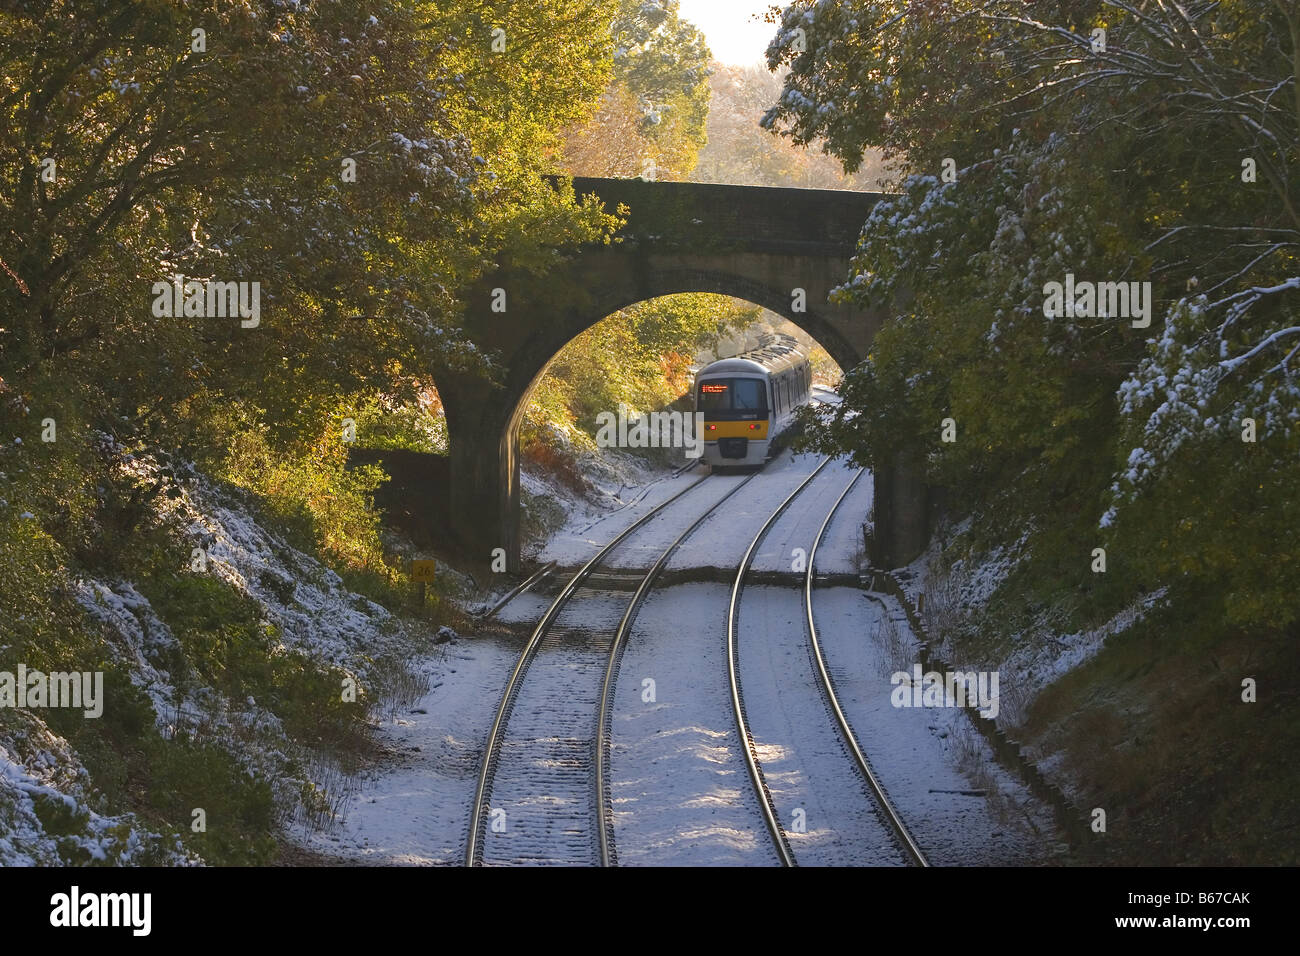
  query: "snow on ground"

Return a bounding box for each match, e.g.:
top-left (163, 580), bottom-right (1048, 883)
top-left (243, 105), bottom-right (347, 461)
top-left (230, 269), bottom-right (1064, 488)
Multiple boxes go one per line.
top-left (807, 469), bottom-right (873, 575)
top-left (897, 519), bottom-right (1025, 614)
top-left (11, 428), bottom-right (1049, 868)
top-left (897, 519), bottom-right (1169, 712)
top-left (74, 580), bottom-right (195, 730)
top-left (3, 439), bottom-right (438, 864)
top-left (175, 473), bottom-right (409, 677)
top-left (73, 577), bottom-right (297, 808)
top-left (479, 588), bottom-right (629, 866)
top-left (811, 385), bottom-right (842, 405)
top-left (296, 635), bottom-right (520, 864)
top-left (296, 450), bottom-right (711, 864)
top-left (73, 462), bottom-right (422, 815)
top-left (0, 709), bottom-right (197, 866)
top-left (295, 445), bottom-right (1058, 865)
top-left (667, 451), bottom-right (829, 570)
top-left (558, 471), bottom-right (755, 570)
top-left (538, 450), bottom-right (846, 574)
top-left (609, 458), bottom-right (1049, 865)
top-left (736, 583), bottom-right (907, 865)
top-left (814, 588), bottom-right (1053, 863)
top-left (309, 455), bottom-right (841, 864)
top-left (745, 458), bottom-right (863, 574)
top-left (523, 442), bottom-right (695, 566)
top-left (610, 583), bottom-right (778, 865)
top-left (1001, 587), bottom-right (1169, 700)
top-left (488, 589), bottom-right (554, 630)
top-left (536, 461), bottom-right (707, 568)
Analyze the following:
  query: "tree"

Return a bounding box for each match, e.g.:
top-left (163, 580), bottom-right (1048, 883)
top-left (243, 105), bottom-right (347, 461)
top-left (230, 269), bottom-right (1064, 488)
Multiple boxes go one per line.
top-left (695, 62), bottom-right (888, 187)
top-left (559, 0), bottom-right (712, 180)
top-left (559, 85), bottom-right (659, 178)
top-left (0, 0), bottom-right (621, 443)
top-left (772, 0), bottom-right (1299, 628)
top-left (0, 0), bottom-right (623, 586)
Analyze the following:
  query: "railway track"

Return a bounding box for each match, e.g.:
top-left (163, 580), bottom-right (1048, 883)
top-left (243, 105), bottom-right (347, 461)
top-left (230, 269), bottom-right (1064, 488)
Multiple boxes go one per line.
top-left (464, 469), bottom-right (753, 866)
top-left (467, 455), bottom-right (927, 866)
top-left (804, 470), bottom-right (928, 866)
top-left (594, 471), bottom-right (758, 864)
top-left (726, 462), bottom-right (929, 866)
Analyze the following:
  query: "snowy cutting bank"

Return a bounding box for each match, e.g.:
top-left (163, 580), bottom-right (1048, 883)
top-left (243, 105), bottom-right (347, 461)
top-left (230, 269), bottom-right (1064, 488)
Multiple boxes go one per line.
top-left (1, 438), bottom-right (451, 866)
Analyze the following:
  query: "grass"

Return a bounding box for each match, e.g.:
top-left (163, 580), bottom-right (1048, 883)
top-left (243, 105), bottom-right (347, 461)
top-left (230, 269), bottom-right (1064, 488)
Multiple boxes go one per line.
top-left (1024, 601), bottom-right (1300, 864)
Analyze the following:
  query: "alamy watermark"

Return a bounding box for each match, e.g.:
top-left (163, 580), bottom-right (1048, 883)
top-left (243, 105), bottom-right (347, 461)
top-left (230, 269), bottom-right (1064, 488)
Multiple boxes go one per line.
top-left (1042, 273), bottom-right (1152, 328)
top-left (150, 274), bottom-right (260, 328)
top-left (594, 404), bottom-right (705, 458)
top-left (0, 665), bottom-right (103, 718)
top-left (50, 886), bottom-right (150, 936)
top-left (890, 664), bottom-right (999, 719)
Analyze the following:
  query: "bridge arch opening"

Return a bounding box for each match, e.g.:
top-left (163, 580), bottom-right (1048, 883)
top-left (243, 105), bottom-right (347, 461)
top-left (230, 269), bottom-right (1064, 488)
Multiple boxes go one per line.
top-left (486, 290), bottom-right (846, 565)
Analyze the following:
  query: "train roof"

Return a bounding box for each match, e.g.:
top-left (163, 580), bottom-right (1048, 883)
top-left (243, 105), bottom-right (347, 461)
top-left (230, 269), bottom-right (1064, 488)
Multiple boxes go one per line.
top-left (697, 333), bottom-right (809, 377)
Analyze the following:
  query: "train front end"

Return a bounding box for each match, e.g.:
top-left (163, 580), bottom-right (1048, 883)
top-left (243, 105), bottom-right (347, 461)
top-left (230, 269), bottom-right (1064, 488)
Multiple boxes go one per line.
top-left (695, 369), bottom-right (770, 468)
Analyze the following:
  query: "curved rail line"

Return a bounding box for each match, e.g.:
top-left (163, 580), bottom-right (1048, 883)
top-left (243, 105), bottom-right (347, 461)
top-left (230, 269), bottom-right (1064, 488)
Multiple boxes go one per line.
top-left (725, 456), bottom-right (833, 867)
top-left (474, 561), bottom-right (557, 621)
top-left (594, 471), bottom-right (760, 865)
top-left (805, 469), bottom-right (929, 866)
top-left (464, 471), bottom-right (713, 865)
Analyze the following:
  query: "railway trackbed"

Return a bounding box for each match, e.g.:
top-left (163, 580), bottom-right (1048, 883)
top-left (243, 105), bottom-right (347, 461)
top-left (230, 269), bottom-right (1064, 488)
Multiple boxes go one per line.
top-left (727, 464), bottom-right (929, 866)
top-left (464, 469), bottom-right (756, 866)
top-left (465, 456), bottom-right (929, 866)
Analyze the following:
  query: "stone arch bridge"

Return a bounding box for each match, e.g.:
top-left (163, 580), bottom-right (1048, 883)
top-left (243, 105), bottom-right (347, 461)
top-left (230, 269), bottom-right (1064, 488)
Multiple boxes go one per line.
top-left (423, 177), bottom-right (928, 572)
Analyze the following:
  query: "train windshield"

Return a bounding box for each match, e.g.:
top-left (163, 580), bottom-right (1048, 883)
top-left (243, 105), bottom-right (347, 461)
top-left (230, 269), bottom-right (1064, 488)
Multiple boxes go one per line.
top-left (697, 378), bottom-right (767, 412)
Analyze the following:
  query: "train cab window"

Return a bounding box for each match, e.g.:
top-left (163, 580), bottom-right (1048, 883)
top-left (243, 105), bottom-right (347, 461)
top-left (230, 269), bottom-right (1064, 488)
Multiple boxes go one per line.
top-left (698, 378), bottom-right (767, 412)
top-left (734, 378), bottom-right (764, 410)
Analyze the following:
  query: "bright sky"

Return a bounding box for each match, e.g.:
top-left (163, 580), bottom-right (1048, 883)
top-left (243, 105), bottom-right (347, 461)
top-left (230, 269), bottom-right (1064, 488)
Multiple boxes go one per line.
top-left (678, 0), bottom-right (780, 66)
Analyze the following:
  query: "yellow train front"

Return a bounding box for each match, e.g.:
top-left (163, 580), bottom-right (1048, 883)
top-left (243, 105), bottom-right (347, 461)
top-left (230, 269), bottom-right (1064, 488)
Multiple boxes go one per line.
top-left (695, 335), bottom-right (812, 469)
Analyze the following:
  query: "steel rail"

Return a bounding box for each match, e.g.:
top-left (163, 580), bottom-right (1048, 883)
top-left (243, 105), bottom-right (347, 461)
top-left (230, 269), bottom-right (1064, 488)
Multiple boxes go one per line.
top-left (474, 561), bottom-right (557, 621)
top-left (804, 469), bottom-right (930, 867)
top-left (725, 457), bottom-right (833, 867)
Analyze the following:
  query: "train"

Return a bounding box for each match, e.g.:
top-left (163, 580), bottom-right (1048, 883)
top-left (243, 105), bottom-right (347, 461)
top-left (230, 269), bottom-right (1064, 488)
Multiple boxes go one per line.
top-left (694, 333), bottom-right (812, 468)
